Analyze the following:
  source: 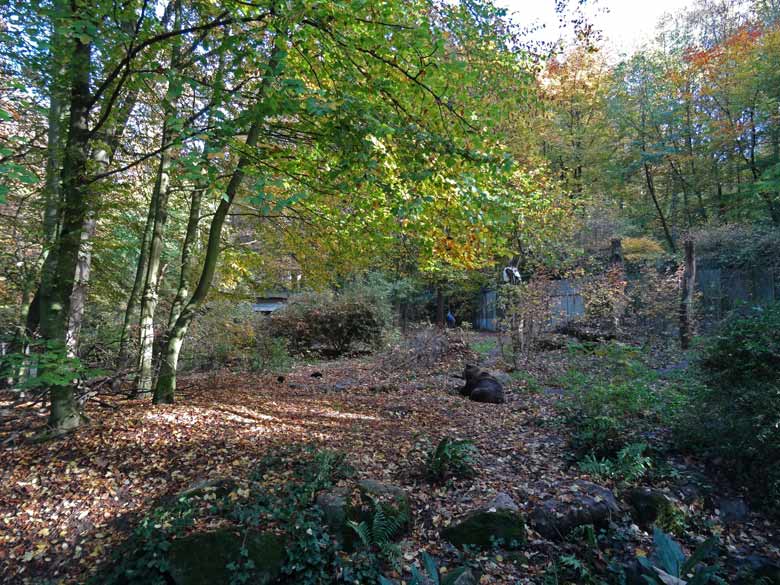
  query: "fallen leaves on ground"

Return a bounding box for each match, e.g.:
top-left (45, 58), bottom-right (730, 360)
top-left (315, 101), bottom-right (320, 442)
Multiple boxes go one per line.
top-left (0, 335), bottom-right (777, 584)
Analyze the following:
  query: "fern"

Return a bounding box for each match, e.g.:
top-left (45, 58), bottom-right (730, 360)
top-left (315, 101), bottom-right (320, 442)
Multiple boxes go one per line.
top-left (578, 442), bottom-right (651, 483)
top-left (346, 494), bottom-right (404, 570)
top-left (427, 437), bottom-right (478, 482)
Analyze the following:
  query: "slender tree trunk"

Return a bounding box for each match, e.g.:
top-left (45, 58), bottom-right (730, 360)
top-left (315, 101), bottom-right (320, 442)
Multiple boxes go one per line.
top-left (167, 178), bottom-right (204, 331)
top-left (166, 48), bottom-right (225, 332)
top-left (65, 215), bottom-right (96, 356)
top-left (117, 203), bottom-right (154, 368)
top-left (643, 162), bottom-right (676, 253)
top-left (435, 288), bottom-right (445, 328)
top-left (679, 240), bottom-right (696, 350)
top-left (135, 143), bottom-right (174, 395)
top-left (153, 41), bottom-right (285, 404)
top-left (135, 1), bottom-right (184, 396)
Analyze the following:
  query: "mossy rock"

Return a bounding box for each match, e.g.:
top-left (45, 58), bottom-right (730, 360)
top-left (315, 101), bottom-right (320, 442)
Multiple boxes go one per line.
top-left (167, 529), bottom-right (285, 585)
top-left (442, 496), bottom-right (525, 550)
top-left (626, 487), bottom-right (685, 534)
top-left (315, 487), bottom-right (353, 546)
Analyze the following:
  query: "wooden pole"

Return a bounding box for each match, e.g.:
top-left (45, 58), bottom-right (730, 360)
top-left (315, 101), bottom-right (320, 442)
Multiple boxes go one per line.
top-left (610, 238), bottom-right (624, 268)
top-left (679, 240), bottom-right (696, 349)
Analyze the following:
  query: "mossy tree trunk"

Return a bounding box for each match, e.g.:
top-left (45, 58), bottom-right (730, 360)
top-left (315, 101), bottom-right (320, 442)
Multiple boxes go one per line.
top-left (154, 41), bottom-right (284, 404)
top-left (135, 1), bottom-right (182, 397)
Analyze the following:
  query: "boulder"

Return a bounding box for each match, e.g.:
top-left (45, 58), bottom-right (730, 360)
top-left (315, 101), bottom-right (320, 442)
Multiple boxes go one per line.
top-left (531, 481), bottom-right (619, 540)
top-left (167, 529), bottom-right (285, 585)
top-left (716, 496), bottom-right (749, 523)
top-left (315, 487), bottom-right (351, 543)
top-left (442, 493), bottom-right (525, 549)
top-left (626, 487), bottom-right (679, 529)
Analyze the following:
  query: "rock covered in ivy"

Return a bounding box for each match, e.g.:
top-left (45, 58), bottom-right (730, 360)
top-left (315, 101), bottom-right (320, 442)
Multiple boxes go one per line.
top-left (442, 492), bottom-right (526, 548)
top-left (626, 487), bottom-right (679, 529)
top-left (167, 529), bottom-right (285, 585)
top-left (531, 480), bottom-right (619, 540)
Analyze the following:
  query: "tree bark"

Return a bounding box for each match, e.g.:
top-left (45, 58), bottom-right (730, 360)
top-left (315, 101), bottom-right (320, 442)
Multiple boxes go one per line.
top-left (643, 162), bottom-right (676, 253)
top-left (167, 171), bottom-right (204, 331)
top-left (117, 202), bottom-right (154, 368)
top-left (135, 2), bottom-right (182, 396)
top-left (153, 40), bottom-right (285, 404)
top-left (679, 240), bottom-right (696, 350)
top-left (41, 30), bottom-right (93, 432)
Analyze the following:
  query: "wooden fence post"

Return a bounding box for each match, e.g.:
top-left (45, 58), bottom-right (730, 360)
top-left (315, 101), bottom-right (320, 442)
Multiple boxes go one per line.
top-left (680, 240), bottom-right (696, 349)
top-left (610, 238), bottom-right (624, 268)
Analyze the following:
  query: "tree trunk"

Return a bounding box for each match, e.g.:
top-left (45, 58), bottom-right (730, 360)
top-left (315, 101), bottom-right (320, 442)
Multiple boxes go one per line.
top-left (135, 0), bottom-right (184, 396)
top-left (42, 31), bottom-right (93, 432)
top-left (167, 177), bottom-right (204, 331)
top-left (436, 288), bottom-right (445, 328)
top-left (117, 202), bottom-right (154, 368)
top-left (643, 162), bottom-right (676, 253)
top-left (153, 41), bottom-right (285, 404)
top-left (679, 240), bottom-right (696, 350)
top-left (135, 114), bottom-right (177, 395)
top-left (166, 48), bottom-right (225, 333)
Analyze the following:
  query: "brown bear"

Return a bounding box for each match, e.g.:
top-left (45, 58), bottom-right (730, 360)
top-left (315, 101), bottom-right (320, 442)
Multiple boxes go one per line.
top-left (458, 365), bottom-right (505, 404)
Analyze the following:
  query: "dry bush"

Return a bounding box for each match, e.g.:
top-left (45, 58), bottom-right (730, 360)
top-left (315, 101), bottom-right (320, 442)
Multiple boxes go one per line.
top-left (496, 276), bottom-right (566, 366)
top-left (622, 237), bottom-right (664, 262)
top-left (378, 325), bottom-right (470, 373)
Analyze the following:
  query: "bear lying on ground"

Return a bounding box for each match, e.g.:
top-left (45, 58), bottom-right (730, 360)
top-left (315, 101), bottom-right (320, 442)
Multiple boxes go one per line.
top-left (457, 365), bottom-right (505, 404)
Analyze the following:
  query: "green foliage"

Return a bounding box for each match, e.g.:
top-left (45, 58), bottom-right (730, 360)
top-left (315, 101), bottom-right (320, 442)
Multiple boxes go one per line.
top-left (560, 342), bottom-right (660, 458)
top-left (637, 528), bottom-right (723, 585)
top-left (542, 553), bottom-right (608, 585)
top-left (347, 494), bottom-right (404, 569)
top-left (181, 302), bottom-right (292, 373)
top-left (621, 237), bottom-right (664, 262)
top-left (674, 303), bottom-right (780, 516)
top-left (250, 335), bottom-right (293, 374)
top-left (692, 224), bottom-right (780, 271)
top-left (270, 289), bottom-right (389, 357)
top-left (91, 448), bottom-right (363, 585)
top-left (0, 340), bottom-right (100, 391)
top-left (426, 437), bottom-right (478, 483)
top-left (578, 442), bottom-right (652, 484)
top-left (90, 498), bottom-right (196, 585)
top-left (380, 552), bottom-right (468, 585)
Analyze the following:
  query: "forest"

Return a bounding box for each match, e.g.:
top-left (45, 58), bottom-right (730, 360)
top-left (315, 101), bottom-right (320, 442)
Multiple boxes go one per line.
top-left (0, 0), bottom-right (779, 583)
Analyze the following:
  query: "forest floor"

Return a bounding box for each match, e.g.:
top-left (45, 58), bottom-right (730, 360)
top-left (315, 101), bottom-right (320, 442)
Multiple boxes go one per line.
top-left (0, 331), bottom-right (778, 584)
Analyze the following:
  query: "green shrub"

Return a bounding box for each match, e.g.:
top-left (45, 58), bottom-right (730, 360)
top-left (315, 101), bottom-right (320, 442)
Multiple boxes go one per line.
top-left (559, 343), bottom-right (659, 457)
top-left (675, 303), bottom-right (780, 516)
top-left (180, 302), bottom-right (292, 373)
top-left (270, 290), bottom-right (389, 357)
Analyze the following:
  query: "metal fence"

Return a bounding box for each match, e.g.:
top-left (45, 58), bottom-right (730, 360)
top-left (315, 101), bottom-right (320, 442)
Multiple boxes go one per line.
top-left (475, 267), bottom-right (779, 332)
